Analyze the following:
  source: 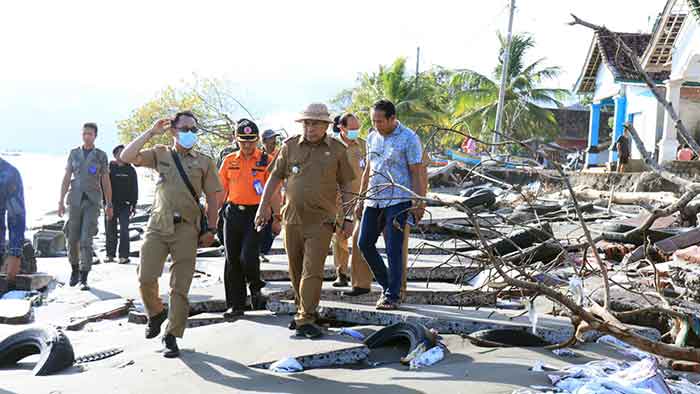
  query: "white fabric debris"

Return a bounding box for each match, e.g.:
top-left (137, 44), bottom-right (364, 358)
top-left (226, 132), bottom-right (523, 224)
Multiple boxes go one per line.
top-left (269, 357), bottom-right (303, 373)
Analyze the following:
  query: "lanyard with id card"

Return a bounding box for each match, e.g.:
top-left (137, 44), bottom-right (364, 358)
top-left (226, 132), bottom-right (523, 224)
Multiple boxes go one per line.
top-left (253, 179), bottom-right (264, 195)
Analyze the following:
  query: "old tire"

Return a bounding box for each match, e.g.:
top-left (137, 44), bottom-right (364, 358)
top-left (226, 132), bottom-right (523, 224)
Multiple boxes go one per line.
top-left (468, 328), bottom-right (551, 348)
top-left (0, 327), bottom-right (75, 375)
top-left (364, 322), bottom-right (437, 353)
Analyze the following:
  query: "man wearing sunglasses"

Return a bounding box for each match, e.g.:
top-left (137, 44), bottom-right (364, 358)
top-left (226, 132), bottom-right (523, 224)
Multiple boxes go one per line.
top-left (121, 111), bottom-right (223, 358)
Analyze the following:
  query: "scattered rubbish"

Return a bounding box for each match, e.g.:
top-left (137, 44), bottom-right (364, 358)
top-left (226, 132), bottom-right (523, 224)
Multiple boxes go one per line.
top-left (400, 343), bottom-right (428, 365)
top-left (552, 348), bottom-right (577, 358)
top-left (408, 346), bottom-right (444, 370)
top-left (339, 327), bottom-right (365, 341)
top-left (548, 358), bottom-right (676, 394)
top-left (269, 357), bottom-right (303, 373)
top-left (0, 326), bottom-right (75, 376)
top-left (674, 245), bottom-right (700, 265)
top-left (32, 229), bottom-right (66, 257)
top-left (528, 300), bottom-right (539, 335)
top-left (530, 360), bottom-right (559, 372)
top-left (1, 290), bottom-right (34, 300)
top-left (0, 299), bottom-right (33, 324)
top-left (568, 276), bottom-right (584, 306)
top-left (75, 348), bottom-right (124, 364)
top-left (65, 299), bottom-right (134, 331)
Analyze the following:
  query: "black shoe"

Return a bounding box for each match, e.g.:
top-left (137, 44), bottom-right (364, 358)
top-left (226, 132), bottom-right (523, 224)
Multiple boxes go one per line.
top-left (295, 323), bottom-right (323, 339)
top-left (332, 273), bottom-right (349, 288)
top-left (343, 287), bottom-right (371, 297)
top-left (145, 309), bottom-right (168, 339)
top-left (162, 334), bottom-right (180, 358)
top-left (79, 271), bottom-right (90, 291)
top-left (105, 256), bottom-right (115, 263)
top-left (288, 320), bottom-right (297, 330)
top-left (223, 308), bottom-right (245, 319)
top-left (69, 266), bottom-right (80, 287)
top-left (250, 291), bottom-right (267, 311)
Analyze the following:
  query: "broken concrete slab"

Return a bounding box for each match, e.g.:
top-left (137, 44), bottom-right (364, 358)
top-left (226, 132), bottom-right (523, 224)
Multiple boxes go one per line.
top-left (267, 300), bottom-right (659, 345)
top-left (0, 273), bottom-right (53, 291)
top-left (181, 315), bottom-right (369, 370)
top-left (0, 299), bottom-right (33, 324)
top-left (127, 311), bottom-right (228, 328)
top-left (626, 227), bottom-right (700, 264)
top-left (269, 283), bottom-right (497, 307)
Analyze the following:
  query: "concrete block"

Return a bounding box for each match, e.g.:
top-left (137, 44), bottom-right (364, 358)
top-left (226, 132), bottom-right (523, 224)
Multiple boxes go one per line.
top-left (0, 273), bottom-right (52, 291)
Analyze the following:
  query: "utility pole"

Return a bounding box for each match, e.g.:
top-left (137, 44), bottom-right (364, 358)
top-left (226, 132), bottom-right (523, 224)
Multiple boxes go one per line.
top-left (415, 46), bottom-right (421, 87)
top-left (492, 0), bottom-right (516, 154)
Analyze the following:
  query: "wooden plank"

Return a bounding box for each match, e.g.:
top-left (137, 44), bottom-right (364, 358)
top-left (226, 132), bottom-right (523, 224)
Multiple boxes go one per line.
top-left (626, 227), bottom-right (700, 264)
top-left (65, 299), bottom-right (134, 331)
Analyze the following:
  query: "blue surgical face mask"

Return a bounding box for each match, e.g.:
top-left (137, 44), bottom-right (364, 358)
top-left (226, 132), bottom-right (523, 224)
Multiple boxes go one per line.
top-left (346, 129), bottom-right (360, 140)
top-left (177, 131), bottom-right (198, 149)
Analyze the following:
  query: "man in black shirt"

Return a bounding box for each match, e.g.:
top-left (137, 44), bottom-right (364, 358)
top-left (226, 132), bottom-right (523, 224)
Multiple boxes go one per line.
top-left (106, 145), bottom-right (138, 264)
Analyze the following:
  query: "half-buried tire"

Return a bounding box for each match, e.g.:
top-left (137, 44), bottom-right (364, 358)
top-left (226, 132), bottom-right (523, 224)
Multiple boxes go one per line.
top-left (0, 327), bottom-right (75, 375)
top-left (468, 328), bottom-right (551, 348)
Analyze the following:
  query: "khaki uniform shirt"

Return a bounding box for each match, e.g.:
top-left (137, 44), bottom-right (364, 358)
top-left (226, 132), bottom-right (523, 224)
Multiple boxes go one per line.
top-left (271, 134), bottom-right (355, 225)
top-left (137, 145), bottom-right (222, 235)
top-left (65, 147), bottom-right (109, 207)
top-left (333, 136), bottom-right (366, 222)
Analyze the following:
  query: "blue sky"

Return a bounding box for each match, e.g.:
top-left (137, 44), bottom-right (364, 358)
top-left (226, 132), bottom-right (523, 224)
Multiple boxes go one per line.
top-left (0, 0), bottom-right (665, 154)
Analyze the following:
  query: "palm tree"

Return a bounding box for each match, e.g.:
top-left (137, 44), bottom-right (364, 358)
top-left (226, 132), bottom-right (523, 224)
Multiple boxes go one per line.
top-left (450, 33), bottom-right (569, 142)
top-left (333, 57), bottom-right (442, 135)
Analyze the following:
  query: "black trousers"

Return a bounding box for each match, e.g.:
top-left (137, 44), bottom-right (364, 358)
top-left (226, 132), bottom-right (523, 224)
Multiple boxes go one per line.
top-left (223, 204), bottom-right (265, 310)
top-left (106, 205), bottom-right (131, 259)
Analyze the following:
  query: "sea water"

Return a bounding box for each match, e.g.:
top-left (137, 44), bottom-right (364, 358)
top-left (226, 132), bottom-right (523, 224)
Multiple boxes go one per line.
top-left (1, 152), bottom-right (156, 232)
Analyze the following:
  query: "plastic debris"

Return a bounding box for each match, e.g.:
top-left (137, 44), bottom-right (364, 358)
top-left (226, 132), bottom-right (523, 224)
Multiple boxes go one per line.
top-left (530, 361), bottom-right (559, 372)
top-left (269, 357), bottom-right (303, 373)
top-left (409, 346), bottom-right (444, 370)
top-left (1, 290), bottom-right (34, 300)
top-left (568, 275), bottom-right (584, 306)
top-left (550, 358), bottom-right (673, 394)
top-left (527, 300), bottom-right (539, 335)
top-left (400, 343), bottom-right (427, 365)
top-left (552, 348), bottom-right (577, 358)
top-left (339, 328), bottom-right (365, 340)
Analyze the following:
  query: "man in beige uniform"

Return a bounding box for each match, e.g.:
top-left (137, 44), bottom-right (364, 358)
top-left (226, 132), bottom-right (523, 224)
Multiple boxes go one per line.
top-left (331, 113), bottom-right (373, 296)
top-left (255, 103), bottom-right (355, 339)
top-left (121, 111), bottom-right (222, 358)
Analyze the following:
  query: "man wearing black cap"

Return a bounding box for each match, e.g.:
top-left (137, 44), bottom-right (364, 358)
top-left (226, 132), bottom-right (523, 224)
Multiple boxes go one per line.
top-left (218, 119), bottom-right (280, 317)
top-left (105, 145), bottom-right (138, 264)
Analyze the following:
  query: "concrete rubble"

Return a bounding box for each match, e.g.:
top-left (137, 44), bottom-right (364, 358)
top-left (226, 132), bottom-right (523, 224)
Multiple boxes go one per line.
top-left (3, 163), bottom-right (700, 393)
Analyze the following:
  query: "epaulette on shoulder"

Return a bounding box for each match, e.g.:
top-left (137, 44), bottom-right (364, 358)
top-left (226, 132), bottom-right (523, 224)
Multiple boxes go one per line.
top-left (329, 136), bottom-right (348, 148)
top-left (284, 135), bottom-right (301, 144)
top-left (153, 144), bottom-right (168, 151)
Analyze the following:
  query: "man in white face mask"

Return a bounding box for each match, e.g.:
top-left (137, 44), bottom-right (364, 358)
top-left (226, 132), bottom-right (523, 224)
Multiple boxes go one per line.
top-left (331, 113), bottom-right (373, 296)
top-left (120, 110), bottom-right (223, 358)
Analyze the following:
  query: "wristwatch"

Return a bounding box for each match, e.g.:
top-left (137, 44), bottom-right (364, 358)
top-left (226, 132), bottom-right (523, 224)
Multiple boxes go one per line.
top-left (206, 227), bottom-right (217, 235)
top-left (105, 202), bottom-right (113, 209)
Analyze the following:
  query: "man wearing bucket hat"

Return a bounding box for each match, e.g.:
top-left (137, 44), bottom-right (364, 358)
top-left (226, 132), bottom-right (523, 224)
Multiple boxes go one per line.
top-left (255, 103), bottom-right (356, 339)
top-left (218, 119), bottom-right (280, 317)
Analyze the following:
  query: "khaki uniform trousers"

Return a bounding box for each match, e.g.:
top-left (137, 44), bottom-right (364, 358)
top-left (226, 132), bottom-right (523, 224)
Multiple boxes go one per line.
top-left (138, 222), bottom-right (198, 338)
top-left (332, 220), bottom-right (373, 289)
top-left (284, 223), bottom-right (334, 326)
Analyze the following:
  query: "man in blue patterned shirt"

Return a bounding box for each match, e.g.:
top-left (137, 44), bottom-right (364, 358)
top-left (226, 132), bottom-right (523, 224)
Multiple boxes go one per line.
top-left (355, 100), bottom-right (426, 310)
top-left (0, 157), bottom-right (26, 285)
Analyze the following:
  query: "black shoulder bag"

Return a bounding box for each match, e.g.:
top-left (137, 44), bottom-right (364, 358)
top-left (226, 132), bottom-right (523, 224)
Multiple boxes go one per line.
top-left (170, 150), bottom-right (208, 236)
